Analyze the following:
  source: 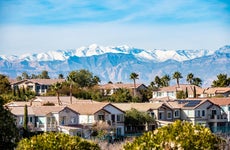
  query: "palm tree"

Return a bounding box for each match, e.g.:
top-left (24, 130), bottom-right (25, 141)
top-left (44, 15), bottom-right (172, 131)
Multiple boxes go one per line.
top-left (186, 73), bottom-right (194, 84)
top-left (154, 76), bottom-right (162, 88)
top-left (67, 71), bottom-right (77, 104)
top-left (130, 72), bottom-right (139, 96)
top-left (192, 77), bottom-right (202, 87)
top-left (173, 71), bottom-right (183, 87)
top-left (52, 82), bottom-right (62, 105)
top-left (161, 74), bottom-right (171, 87)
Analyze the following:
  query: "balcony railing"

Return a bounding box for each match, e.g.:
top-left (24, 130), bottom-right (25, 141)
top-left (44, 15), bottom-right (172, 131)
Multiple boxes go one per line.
top-left (208, 114), bottom-right (227, 121)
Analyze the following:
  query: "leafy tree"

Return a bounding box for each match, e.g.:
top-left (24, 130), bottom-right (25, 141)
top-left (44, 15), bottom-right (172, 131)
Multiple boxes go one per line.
top-left (30, 74), bottom-right (37, 79)
top-left (58, 73), bottom-right (64, 79)
top-left (22, 72), bottom-right (29, 80)
top-left (130, 72), bottom-right (139, 96)
top-left (187, 73), bottom-right (194, 84)
top-left (110, 88), bottom-right (132, 103)
top-left (16, 132), bottom-right (100, 150)
top-left (16, 76), bottom-right (22, 81)
top-left (176, 91), bottom-right (186, 99)
top-left (123, 120), bottom-right (224, 150)
top-left (173, 71), bottom-right (183, 87)
top-left (40, 70), bottom-right (50, 79)
top-left (125, 108), bottom-right (155, 133)
top-left (92, 76), bottom-right (101, 85)
top-left (161, 74), bottom-right (171, 87)
top-left (0, 96), bottom-right (19, 150)
top-left (212, 74), bottom-right (230, 87)
top-left (0, 74), bottom-right (11, 94)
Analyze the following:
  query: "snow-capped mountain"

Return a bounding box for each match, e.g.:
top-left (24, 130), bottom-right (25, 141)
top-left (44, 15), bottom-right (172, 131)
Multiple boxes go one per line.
top-left (0, 44), bottom-right (215, 62)
top-left (0, 44), bottom-right (229, 87)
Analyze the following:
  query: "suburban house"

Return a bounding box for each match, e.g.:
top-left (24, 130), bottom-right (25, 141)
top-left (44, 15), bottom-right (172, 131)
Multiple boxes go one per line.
top-left (113, 102), bottom-right (173, 130)
top-left (203, 87), bottom-right (230, 97)
top-left (167, 99), bottom-right (228, 131)
top-left (10, 79), bottom-right (65, 95)
top-left (7, 105), bottom-right (80, 135)
top-left (99, 83), bottom-right (147, 96)
top-left (152, 84), bottom-right (205, 100)
top-left (209, 97), bottom-right (230, 122)
top-left (69, 102), bottom-right (125, 137)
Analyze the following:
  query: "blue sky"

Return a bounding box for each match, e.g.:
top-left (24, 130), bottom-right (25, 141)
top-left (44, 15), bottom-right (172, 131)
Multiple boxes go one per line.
top-left (0, 0), bottom-right (229, 55)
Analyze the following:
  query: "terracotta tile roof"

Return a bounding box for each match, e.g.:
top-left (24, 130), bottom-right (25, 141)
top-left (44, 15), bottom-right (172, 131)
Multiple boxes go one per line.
top-left (32, 106), bottom-right (65, 116)
top-left (7, 106), bottom-right (35, 115)
top-left (157, 84), bottom-right (204, 95)
top-left (150, 96), bottom-right (175, 102)
top-left (5, 101), bottom-right (31, 107)
top-left (34, 96), bottom-right (98, 106)
top-left (204, 87), bottom-right (230, 94)
top-left (99, 83), bottom-right (144, 90)
top-left (113, 102), bottom-right (165, 112)
top-left (208, 97), bottom-right (230, 106)
top-left (11, 79), bottom-right (65, 85)
top-left (68, 103), bottom-right (110, 115)
top-left (173, 99), bottom-right (209, 109)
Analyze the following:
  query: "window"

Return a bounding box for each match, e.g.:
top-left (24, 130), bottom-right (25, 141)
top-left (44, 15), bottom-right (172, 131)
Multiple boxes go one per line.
top-left (159, 112), bottom-right (164, 120)
top-left (117, 114), bottom-right (123, 122)
top-left (30, 117), bottom-right (33, 122)
top-left (202, 110), bottom-right (205, 117)
top-left (151, 112), bottom-right (155, 118)
top-left (98, 115), bottom-right (105, 121)
top-left (111, 114), bottom-right (115, 122)
top-left (174, 110), bottom-right (180, 118)
top-left (19, 116), bottom-right (23, 125)
top-left (197, 110), bottom-right (200, 117)
top-left (157, 92), bottom-right (162, 97)
top-left (71, 117), bottom-right (76, 124)
top-left (167, 111), bottom-right (172, 119)
top-left (117, 128), bottom-right (122, 136)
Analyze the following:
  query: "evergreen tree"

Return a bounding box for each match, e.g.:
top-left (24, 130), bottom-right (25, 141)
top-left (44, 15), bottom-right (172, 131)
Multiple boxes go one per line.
top-left (212, 74), bottom-right (230, 87)
top-left (185, 87), bottom-right (188, 98)
top-left (23, 104), bottom-right (28, 137)
top-left (193, 86), bottom-right (197, 98)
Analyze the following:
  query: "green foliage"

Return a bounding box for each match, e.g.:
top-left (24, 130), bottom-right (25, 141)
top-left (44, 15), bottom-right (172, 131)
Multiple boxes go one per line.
top-left (176, 91), bottom-right (186, 99)
top-left (173, 71), bottom-right (183, 87)
top-left (0, 74), bottom-right (11, 94)
top-left (0, 96), bottom-right (20, 150)
top-left (212, 73), bottom-right (230, 87)
top-left (123, 120), bottom-right (225, 150)
top-left (23, 105), bottom-right (28, 131)
top-left (110, 88), bottom-right (132, 103)
top-left (17, 132), bottom-right (100, 150)
top-left (125, 108), bottom-right (155, 132)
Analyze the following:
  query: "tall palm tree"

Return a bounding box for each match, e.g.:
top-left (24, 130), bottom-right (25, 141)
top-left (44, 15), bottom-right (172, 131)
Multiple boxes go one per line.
top-left (67, 71), bottom-right (77, 104)
top-left (154, 76), bottom-right (162, 88)
top-left (52, 82), bottom-right (62, 105)
top-left (161, 74), bottom-right (171, 87)
top-left (173, 71), bottom-right (183, 87)
top-left (186, 73), bottom-right (194, 84)
top-left (130, 72), bottom-right (139, 96)
top-left (192, 77), bottom-right (202, 87)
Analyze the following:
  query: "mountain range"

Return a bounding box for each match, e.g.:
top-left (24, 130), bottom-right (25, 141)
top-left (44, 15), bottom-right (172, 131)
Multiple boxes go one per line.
top-left (0, 44), bottom-right (230, 87)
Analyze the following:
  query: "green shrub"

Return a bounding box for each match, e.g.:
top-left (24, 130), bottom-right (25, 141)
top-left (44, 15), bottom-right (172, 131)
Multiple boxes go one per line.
top-left (123, 120), bottom-right (225, 150)
top-left (17, 132), bottom-right (100, 150)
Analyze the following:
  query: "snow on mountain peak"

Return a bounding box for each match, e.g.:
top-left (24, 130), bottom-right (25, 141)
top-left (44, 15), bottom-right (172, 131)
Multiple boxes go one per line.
top-left (0, 44), bottom-right (224, 62)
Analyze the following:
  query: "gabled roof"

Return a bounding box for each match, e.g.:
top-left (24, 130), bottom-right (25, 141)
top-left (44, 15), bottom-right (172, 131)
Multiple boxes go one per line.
top-left (172, 99), bottom-right (211, 109)
top-left (33, 96), bottom-right (99, 106)
top-left (68, 102), bottom-right (111, 115)
top-left (99, 83), bottom-right (146, 90)
top-left (8, 106), bottom-right (35, 116)
top-left (11, 79), bottom-right (65, 85)
top-left (204, 87), bottom-right (230, 94)
top-left (208, 97), bottom-right (230, 106)
top-left (32, 106), bottom-right (65, 116)
top-left (112, 102), bottom-right (167, 112)
top-left (156, 84), bottom-right (204, 95)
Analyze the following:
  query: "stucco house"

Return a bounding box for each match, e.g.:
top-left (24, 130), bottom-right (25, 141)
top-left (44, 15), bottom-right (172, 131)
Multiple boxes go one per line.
top-left (10, 79), bottom-right (65, 95)
top-left (152, 84), bottom-right (204, 100)
top-left (99, 83), bottom-right (147, 96)
top-left (203, 87), bottom-right (230, 97)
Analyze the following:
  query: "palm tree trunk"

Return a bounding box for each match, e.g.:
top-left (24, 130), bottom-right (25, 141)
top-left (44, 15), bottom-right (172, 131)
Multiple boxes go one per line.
top-left (70, 83), bottom-right (73, 104)
top-left (133, 79), bottom-right (136, 97)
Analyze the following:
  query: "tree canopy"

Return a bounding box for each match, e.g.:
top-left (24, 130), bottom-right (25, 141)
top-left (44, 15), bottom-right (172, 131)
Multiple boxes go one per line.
top-left (16, 132), bottom-right (100, 150)
top-left (212, 74), bottom-right (230, 87)
top-left (0, 96), bottom-right (19, 150)
top-left (123, 120), bottom-right (224, 150)
top-left (173, 71), bottom-right (183, 87)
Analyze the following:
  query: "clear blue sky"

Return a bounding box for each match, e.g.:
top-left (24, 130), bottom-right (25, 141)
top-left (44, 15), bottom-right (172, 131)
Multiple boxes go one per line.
top-left (0, 0), bottom-right (229, 56)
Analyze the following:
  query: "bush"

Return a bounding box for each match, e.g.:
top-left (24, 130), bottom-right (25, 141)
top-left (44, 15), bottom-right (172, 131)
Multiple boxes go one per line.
top-left (123, 120), bottom-right (225, 150)
top-left (17, 132), bottom-right (100, 150)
